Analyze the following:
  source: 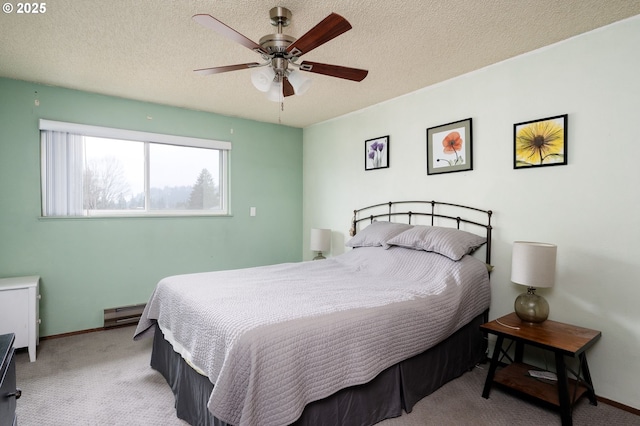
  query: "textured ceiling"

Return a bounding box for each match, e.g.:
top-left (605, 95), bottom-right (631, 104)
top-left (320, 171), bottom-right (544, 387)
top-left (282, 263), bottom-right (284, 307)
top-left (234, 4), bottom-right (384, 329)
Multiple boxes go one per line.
top-left (1, 1), bottom-right (639, 128)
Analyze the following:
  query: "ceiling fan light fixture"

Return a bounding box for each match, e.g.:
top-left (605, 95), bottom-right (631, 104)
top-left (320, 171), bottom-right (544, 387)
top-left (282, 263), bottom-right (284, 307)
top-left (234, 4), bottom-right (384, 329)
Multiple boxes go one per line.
top-left (193, 8), bottom-right (368, 103)
top-left (251, 67), bottom-right (276, 92)
top-left (266, 81), bottom-right (283, 102)
top-left (287, 70), bottom-right (312, 95)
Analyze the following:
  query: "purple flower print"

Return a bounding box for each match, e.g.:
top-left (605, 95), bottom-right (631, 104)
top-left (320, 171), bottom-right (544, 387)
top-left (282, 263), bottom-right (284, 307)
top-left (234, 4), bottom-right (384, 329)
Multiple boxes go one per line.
top-left (368, 140), bottom-right (386, 168)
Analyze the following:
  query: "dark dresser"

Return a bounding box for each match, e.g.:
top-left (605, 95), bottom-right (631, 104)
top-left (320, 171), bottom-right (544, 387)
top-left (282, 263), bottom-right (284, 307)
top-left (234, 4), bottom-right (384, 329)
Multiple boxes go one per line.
top-left (0, 333), bottom-right (19, 426)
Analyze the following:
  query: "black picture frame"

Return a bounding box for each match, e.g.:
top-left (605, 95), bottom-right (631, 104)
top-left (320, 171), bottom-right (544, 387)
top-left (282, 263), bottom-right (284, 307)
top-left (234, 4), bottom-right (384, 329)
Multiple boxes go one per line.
top-left (513, 114), bottom-right (568, 169)
top-left (426, 118), bottom-right (473, 175)
top-left (364, 136), bottom-right (389, 171)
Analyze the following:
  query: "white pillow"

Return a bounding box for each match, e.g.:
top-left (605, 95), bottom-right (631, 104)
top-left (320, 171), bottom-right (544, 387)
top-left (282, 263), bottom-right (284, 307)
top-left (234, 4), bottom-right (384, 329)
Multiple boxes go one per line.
top-left (385, 225), bottom-right (486, 261)
top-left (346, 221), bottom-right (413, 248)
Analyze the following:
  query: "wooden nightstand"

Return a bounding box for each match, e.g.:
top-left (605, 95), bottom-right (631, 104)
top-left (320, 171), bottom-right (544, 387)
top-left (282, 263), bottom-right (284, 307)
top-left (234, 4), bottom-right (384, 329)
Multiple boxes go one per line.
top-left (481, 312), bottom-right (601, 426)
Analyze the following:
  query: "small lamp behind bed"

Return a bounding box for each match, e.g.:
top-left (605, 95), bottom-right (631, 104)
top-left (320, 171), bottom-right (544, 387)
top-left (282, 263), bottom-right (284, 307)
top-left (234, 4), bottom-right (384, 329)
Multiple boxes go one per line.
top-left (511, 241), bottom-right (557, 323)
top-left (310, 228), bottom-right (331, 260)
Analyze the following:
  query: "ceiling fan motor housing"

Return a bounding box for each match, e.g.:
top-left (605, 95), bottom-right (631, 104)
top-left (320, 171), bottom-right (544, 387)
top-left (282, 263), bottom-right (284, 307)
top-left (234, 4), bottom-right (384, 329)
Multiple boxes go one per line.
top-left (258, 33), bottom-right (296, 55)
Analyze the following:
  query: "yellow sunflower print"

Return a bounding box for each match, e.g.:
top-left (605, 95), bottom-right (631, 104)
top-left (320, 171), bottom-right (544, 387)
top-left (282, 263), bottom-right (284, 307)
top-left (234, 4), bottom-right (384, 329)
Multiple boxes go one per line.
top-left (515, 119), bottom-right (564, 167)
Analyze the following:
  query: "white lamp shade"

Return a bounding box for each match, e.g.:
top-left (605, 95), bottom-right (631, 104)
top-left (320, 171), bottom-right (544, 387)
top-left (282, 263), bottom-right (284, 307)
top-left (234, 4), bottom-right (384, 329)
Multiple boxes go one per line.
top-left (266, 81), bottom-right (283, 102)
top-left (251, 67), bottom-right (276, 92)
top-left (511, 241), bottom-right (557, 288)
top-left (310, 228), bottom-right (331, 252)
top-left (287, 70), bottom-right (312, 95)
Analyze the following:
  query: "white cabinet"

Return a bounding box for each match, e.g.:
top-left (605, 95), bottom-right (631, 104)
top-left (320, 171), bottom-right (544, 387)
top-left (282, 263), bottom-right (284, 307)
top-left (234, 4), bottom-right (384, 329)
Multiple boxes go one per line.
top-left (0, 276), bottom-right (40, 362)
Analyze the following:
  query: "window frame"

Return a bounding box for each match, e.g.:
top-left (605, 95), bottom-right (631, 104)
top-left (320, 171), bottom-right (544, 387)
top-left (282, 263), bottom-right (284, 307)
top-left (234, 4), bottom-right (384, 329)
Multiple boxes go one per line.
top-left (39, 119), bottom-right (231, 218)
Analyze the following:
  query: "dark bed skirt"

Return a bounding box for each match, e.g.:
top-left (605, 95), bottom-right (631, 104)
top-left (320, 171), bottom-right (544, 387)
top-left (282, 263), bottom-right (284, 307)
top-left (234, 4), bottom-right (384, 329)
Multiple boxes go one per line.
top-left (150, 313), bottom-right (487, 426)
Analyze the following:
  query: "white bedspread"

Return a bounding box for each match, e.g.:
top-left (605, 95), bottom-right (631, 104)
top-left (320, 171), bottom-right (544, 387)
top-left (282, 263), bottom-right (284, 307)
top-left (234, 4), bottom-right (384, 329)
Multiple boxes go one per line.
top-left (134, 246), bottom-right (490, 426)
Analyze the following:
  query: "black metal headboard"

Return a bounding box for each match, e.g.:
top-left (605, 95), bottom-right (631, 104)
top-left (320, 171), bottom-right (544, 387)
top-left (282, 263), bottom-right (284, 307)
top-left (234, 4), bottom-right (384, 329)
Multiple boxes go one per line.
top-left (350, 200), bottom-right (493, 265)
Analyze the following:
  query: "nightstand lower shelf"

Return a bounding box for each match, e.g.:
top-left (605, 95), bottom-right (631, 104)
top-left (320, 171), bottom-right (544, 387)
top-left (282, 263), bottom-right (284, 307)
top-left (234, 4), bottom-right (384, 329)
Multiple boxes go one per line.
top-left (493, 362), bottom-right (590, 407)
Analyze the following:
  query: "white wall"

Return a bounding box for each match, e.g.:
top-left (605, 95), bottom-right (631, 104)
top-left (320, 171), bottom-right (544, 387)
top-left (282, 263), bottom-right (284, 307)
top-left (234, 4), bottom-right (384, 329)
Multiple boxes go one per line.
top-left (302, 16), bottom-right (640, 410)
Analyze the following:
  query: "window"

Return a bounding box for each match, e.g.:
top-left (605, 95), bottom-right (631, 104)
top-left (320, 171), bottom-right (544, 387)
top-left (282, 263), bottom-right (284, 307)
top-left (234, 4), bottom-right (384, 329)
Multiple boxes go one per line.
top-left (40, 119), bottom-right (230, 217)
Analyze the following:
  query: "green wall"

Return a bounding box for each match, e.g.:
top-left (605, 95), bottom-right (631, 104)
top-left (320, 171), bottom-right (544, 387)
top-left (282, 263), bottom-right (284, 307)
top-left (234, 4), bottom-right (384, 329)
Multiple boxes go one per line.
top-left (0, 78), bottom-right (303, 336)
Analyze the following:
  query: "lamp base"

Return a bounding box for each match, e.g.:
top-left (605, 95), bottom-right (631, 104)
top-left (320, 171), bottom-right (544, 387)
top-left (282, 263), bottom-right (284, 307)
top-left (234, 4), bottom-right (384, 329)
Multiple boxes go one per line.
top-left (313, 252), bottom-right (326, 260)
top-left (514, 287), bottom-right (549, 323)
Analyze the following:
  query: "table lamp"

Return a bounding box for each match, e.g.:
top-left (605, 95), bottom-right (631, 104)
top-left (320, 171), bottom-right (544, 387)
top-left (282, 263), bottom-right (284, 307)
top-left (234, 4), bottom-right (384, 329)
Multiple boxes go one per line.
top-left (511, 241), bottom-right (557, 323)
top-left (310, 228), bottom-right (331, 260)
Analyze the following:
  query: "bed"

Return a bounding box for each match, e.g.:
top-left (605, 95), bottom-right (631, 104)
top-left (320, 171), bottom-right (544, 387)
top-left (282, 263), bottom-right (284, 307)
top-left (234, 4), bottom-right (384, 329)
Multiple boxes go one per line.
top-left (134, 200), bottom-right (493, 426)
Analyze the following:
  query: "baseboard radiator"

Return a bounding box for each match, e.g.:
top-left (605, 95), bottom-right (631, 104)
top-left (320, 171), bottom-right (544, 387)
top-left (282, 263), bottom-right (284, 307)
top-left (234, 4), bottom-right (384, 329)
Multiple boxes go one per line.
top-left (103, 303), bottom-right (146, 328)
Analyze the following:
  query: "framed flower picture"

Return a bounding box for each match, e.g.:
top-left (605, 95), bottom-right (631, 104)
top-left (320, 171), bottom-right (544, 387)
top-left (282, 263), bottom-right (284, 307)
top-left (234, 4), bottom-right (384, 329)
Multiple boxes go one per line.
top-left (365, 135), bottom-right (389, 170)
top-left (514, 114), bottom-right (567, 169)
top-left (426, 118), bottom-right (473, 175)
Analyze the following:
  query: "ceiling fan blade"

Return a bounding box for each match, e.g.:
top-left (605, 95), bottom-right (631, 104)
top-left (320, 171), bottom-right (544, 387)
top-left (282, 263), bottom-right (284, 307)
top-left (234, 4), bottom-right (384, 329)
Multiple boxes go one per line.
top-left (194, 63), bottom-right (261, 76)
top-left (299, 61), bottom-right (368, 82)
top-left (283, 78), bottom-right (295, 97)
top-left (193, 14), bottom-right (266, 55)
top-left (286, 13), bottom-right (351, 57)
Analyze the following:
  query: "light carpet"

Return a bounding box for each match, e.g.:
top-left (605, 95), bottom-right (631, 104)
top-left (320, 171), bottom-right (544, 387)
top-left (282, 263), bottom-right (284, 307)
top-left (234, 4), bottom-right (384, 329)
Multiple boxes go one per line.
top-left (14, 326), bottom-right (639, 425)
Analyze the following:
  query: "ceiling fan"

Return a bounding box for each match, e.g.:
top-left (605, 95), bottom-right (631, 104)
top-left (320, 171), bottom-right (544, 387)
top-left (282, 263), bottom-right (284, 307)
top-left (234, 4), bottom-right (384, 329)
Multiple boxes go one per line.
top-left (192, 6), bottom-right (368, 101)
